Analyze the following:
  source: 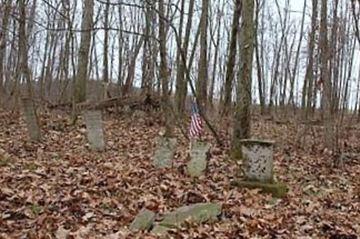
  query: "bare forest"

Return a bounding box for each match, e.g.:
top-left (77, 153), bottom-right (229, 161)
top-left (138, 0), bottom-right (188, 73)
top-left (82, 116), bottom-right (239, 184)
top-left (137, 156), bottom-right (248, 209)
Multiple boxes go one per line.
top-left (0, 0), bottom-right (359, 238)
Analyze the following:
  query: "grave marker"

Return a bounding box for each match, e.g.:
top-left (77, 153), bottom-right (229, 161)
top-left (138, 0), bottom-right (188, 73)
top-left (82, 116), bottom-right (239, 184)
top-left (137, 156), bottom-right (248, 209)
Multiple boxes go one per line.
top-left (129, 208), bottom-right (155, 231)
top-left (151, 203), bottom-right (221, 236)
top-left (187, 141), bottom-right (211, 177)
top-left (232, 139), bottom-right (288, 198)
top-left (21, 98), bottom-right (41, 141)
top-left (83, 110), bottom-right (105, 151)
top-left (153, 137), bottom-right (177, 168)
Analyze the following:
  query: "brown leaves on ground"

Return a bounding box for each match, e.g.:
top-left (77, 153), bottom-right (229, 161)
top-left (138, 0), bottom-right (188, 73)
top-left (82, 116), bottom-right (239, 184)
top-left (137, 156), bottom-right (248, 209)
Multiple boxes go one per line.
top-left (0, 110), bottom-right (359, 238)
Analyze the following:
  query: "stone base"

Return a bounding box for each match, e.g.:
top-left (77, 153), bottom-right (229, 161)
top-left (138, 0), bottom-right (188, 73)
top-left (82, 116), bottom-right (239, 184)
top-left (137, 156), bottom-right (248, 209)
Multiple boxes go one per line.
top-left (231, 180), bottom-right (288, 198)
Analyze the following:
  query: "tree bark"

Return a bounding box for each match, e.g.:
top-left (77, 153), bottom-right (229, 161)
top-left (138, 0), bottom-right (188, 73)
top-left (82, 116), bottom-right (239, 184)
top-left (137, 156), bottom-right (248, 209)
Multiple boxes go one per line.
top-left (303, 0), bottom-right (318, 118)
top-left (196, 0), bottom-right (209, 110)
top-left (158, 0), bottom-right (173, 136)
top-left (232, 0), bottom-right (255, 158)
top-left (18, 0), bottom-right (33, 99)
top-left (223, 0), bottom-right (242, 116)
top-left (0, 0), bottom-right (12, 103)
top-left (319, 0), bottom-right (335, 151)
top-left (74, 0), bottom-right (94, 103)
top-left (102, 0), bottom-right (110, 98)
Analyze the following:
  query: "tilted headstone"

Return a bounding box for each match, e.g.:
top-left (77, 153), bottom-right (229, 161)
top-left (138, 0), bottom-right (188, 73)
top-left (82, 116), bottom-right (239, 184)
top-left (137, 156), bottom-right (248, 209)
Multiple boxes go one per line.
top-left (187, 141), bottom-right (211, 177)
top-left (129, 208), bottom-right (155, 231)
top-left (21, 98), bottom-right (41, 141)
top-left (241, 139), bottom-right (274, 182)
top-left (83, 110), bottom-right (105, 151)
top-left (153, 137), bottom-right (177, 168)
top-left (151, 203), bottom-right (221, 235)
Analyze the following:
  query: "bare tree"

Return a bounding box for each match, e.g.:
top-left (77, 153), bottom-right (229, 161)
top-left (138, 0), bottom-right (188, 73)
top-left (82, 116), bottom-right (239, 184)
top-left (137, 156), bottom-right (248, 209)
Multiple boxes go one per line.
top-left (319, 0), bottom-right (335, 150)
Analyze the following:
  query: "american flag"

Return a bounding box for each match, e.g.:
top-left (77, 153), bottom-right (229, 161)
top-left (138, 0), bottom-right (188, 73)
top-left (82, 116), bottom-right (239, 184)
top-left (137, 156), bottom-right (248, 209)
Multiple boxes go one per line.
top-left (189, 100), bottom-right (203, 138)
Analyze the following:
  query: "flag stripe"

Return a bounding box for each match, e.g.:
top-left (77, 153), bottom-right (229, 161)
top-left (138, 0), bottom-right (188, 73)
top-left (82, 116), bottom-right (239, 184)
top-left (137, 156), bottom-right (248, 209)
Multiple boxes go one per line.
top-left (189, 101), bottom-right (203, 138)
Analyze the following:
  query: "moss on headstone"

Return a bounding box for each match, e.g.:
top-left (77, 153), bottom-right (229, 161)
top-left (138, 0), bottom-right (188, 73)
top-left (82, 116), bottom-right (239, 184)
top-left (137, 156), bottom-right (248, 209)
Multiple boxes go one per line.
top-left (129, 208), bottom-right (155, 231)
top-left (151, 224), bottom-right (171, 236)
top-left (151, 203), bottom-right (221, 236)
top-left (83, 110), bottom-right (105, 151)
top-left (22, 98), bottom-right (41, 141)
top-left (187, 141), bottom-right (210, 177)
top-left (231, 180), bottom-right (288, 198)
top-left (153, 137), bottom-right (177, 168)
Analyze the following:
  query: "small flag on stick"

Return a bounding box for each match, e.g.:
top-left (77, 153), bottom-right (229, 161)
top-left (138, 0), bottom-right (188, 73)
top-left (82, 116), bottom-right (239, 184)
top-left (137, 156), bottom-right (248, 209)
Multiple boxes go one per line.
top-left (189, 100), bottom-right (204, 139)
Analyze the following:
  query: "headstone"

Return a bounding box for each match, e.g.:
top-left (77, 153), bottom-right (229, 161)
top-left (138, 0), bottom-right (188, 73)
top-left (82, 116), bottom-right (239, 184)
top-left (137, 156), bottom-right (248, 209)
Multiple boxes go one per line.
top-left (21, 98), bottom-right (41, 141)
top-left (151, 203), bottom-right (221, 236)
top-left (232, 139), bottom-right (288, 198)
top-left (241, 139), bottom-right (274, 182)
top-left (153, 137), bottom-right (177, 168)
top-left (187, 141), bottom-right (211, 177)
top-left (129, 208), bottom-right (155, 231)
top-left (83, 110), bottom-right (105, 151)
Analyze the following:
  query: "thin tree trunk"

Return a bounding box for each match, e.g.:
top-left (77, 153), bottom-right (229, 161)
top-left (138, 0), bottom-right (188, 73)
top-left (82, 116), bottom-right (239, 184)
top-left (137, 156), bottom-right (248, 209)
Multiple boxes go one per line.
top-left (223, 0), bottom-right (242, 116)
top-left (289, 0), bottom-right (307, 108)
top-left (209, 8), bottom-right (222, 107)
top-left (320, 0), bottom-right (335, 151)
top-left (255, 0), bottom-right (265, 114)
top-left (102, 0), bottom-right (110, 98)
top-left (303, 0), bottom-right (318, 118)
top-left (158, 0), bottom-right (173, 136)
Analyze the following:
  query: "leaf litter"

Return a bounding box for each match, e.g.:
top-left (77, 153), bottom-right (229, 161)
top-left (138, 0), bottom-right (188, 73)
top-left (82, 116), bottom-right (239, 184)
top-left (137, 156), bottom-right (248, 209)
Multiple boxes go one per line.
top-left (0, 110), bottom-right (358, 238)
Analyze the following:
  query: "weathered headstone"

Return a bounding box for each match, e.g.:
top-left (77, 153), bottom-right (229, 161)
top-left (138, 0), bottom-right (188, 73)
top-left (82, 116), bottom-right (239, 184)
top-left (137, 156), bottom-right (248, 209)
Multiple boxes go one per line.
top-left (151, 203), bottom-right (221, 236)
top-left (83, 110), bottom-right (105, 151)
top-left (21, 98), bottom-right (41, 141)
top-left (187, 141), bottom-right (211, 177)
top-left (153, 137), bottom-right (177, 168)
top-left (232, 139), bottom-right (288, 198)
top-left (241, 139), bottom-right (274, 182)
top-left (129, 208), bottom-right (155, 231)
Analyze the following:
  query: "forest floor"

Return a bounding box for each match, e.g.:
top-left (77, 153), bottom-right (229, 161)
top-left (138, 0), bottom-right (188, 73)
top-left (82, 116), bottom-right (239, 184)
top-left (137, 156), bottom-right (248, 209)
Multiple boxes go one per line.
top-left (0, 109), bottom-right (359, 239)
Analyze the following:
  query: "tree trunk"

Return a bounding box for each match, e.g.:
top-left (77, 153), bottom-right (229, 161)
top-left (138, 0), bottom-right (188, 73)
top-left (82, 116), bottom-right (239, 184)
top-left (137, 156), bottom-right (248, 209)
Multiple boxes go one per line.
top-left (158, 0), bottom-right (173, 136)
top-left (102, 0), bottom-right (110, 98)
top-left (0, 0), bottom-right (12, 104)
top-left (319, 0), bottom-right (335, 151)
top-left (74, 0), bottom-right (94, 103)
top-left (196, 0), bottom-right (209, 110)
top-left (223, 0), bottom-right (242, 116)
top-left (254, 0), bottom-right (265, 115)
top-left (18, 0), bottom-right (33, 99)
top-left (289, 0), bottom-right (307, 108)
top-left (232, 0), bottom-right (255, 158)
top-left (303, 0), bottom-right (318, 118)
